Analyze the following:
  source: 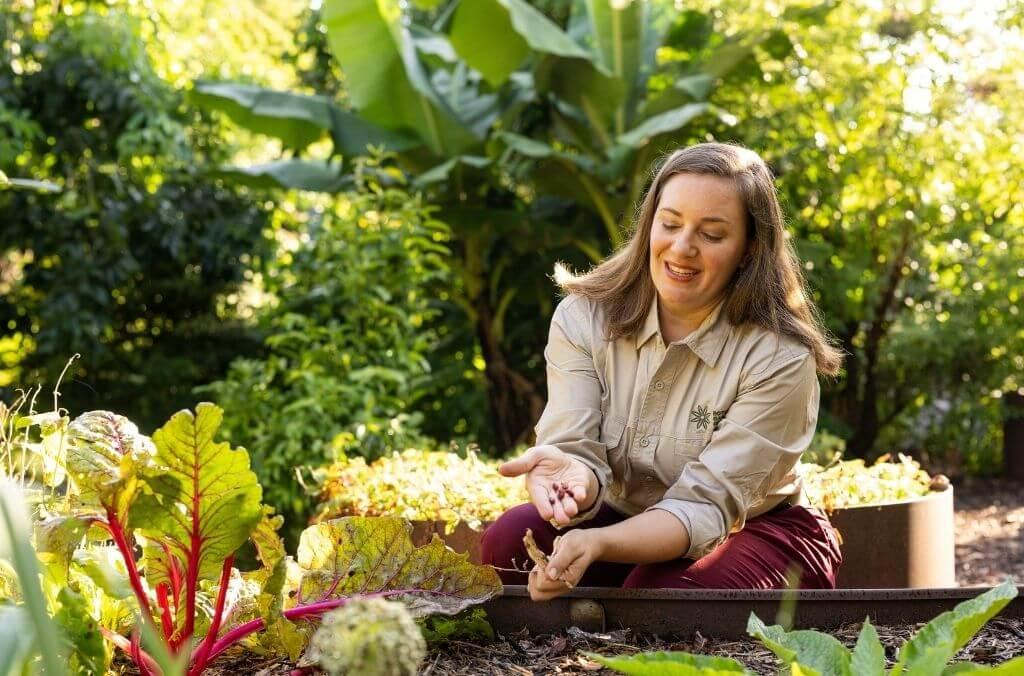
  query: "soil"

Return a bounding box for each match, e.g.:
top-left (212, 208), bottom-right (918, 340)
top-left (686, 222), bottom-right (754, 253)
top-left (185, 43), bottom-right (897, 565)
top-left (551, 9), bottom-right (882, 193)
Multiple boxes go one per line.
top-left (122, 478), bottom-right (1024, 674)
top-left (196, 618), bottom-right (1024, 675)
top-left (955, 477), bottom-right (1024, 587)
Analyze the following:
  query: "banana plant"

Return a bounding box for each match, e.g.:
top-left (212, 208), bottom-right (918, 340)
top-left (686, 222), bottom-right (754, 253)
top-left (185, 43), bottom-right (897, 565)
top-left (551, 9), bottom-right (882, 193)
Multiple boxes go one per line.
top-left (191, 0), bottom-right (820, 453)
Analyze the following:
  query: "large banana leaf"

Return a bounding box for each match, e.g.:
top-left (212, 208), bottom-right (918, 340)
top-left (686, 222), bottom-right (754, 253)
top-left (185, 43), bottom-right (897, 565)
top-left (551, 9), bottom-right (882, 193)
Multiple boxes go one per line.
top-left (412, 155), bottom-right (490, 190)
top-left (449, 0), bottom-right (529, 86)
top-left (322, 0), bottom-right (477, 156)
top-left (211, 160), bottom-right (352, 193)
top-left (189, 82), bottom-right (330, 151)
top-left (580, 0), bottom-right (657, 134)
top-left (533, 55), bottom-right (626, 144)
top-left (499, 0), bottom-right (595, 62)
top-left (191, 82), bottom-right (419, 156)
top-left (617, 102), bottom-right (711, 148)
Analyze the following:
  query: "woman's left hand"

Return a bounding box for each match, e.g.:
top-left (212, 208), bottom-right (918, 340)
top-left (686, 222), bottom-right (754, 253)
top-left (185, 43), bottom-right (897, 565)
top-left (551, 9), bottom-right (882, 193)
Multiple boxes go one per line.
top-left (527, 529), bottom-right (605, 601)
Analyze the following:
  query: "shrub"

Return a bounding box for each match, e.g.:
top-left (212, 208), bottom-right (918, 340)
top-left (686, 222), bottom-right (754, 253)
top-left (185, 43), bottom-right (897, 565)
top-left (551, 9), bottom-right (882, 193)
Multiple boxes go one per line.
top-left (313, 445), bottom-right (529, 531)
top-left (200, 169), bottom-right (455, 533)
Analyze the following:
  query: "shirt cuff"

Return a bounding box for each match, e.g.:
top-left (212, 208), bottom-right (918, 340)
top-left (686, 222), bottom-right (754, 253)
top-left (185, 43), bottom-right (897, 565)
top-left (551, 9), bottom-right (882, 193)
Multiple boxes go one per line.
top-left (646, 498), bottom-right (728, 560)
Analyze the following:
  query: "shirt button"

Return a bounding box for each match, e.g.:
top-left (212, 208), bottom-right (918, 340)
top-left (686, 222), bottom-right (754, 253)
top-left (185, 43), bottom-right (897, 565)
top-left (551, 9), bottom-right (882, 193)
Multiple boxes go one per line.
top-left (654, 381), bottom-right (665, 390)
top-left (639, 437), bottom-right (650, 447)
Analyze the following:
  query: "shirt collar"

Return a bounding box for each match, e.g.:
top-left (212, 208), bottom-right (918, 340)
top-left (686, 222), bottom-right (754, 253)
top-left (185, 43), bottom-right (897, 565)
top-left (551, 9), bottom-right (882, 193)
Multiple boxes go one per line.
top-left (634, 294), bottom-right (731, 368)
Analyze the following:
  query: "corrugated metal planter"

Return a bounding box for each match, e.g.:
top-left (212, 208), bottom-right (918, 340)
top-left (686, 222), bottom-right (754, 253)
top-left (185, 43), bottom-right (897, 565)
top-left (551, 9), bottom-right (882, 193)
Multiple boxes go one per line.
top-left (827, 487), bottom-right (956, 588)
top-left (409, 487), bottom-right (956, 589)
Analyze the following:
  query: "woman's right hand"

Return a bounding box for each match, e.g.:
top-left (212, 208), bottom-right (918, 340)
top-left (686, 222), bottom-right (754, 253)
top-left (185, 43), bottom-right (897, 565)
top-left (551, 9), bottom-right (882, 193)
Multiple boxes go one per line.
top-left (498, 446), bottom-right (597, 526)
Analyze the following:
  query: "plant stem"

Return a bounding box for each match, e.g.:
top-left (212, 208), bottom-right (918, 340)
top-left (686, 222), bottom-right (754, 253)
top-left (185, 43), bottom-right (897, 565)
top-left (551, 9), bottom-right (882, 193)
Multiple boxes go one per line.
top-left (187, 556), bottom-right (234, 676)
top-left (130, 629), bottom-right (158, 676)
top-left (182, 458), bottom-right (204, 645)
top-left (156, 584), bottom-right (175, 643)
top-left (105, 509), bottom-right (157, 628)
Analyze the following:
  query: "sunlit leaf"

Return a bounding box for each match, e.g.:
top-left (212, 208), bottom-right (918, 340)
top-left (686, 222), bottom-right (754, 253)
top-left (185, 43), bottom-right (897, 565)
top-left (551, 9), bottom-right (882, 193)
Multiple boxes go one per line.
top-left (296, 516), bottom-right (502, 616)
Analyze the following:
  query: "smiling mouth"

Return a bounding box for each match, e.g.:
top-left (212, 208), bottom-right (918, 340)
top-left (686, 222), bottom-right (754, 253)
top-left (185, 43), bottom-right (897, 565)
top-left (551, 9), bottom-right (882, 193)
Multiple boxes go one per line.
top-left (664, 261), bottom-right (700, 281)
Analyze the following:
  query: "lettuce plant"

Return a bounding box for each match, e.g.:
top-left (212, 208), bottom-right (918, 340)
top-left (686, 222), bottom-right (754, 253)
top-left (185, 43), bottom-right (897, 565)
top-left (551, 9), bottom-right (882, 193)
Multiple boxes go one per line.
top-left (53, 402), bottom-right (501, 676)
top-left (587, 579), bottom-right (1022, 675)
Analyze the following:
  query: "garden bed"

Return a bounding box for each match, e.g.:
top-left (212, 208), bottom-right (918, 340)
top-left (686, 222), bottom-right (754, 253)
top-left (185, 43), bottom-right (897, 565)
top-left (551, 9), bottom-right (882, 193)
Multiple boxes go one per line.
top-left (158, 617), bottom-right (1024, 675)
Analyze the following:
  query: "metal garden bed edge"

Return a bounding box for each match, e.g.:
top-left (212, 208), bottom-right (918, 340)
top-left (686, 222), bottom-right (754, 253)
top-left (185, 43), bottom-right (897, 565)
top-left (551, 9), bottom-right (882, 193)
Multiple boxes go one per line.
top-left (481, 585), bottom-right (1024, 638)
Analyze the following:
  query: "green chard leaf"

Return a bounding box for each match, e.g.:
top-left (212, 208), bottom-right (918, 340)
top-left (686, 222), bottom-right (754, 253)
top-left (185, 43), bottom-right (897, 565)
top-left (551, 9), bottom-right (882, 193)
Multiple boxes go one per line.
top-left (850, 619), bottom-right (886, 676)
top-left (130, 403), bottom-right (262, 598)
top-left (748, 613), bottom-right (853, 676)
top-left (73, 546), bottom-right (134, 600)
top-left (66, 410), bottom-right (157, 520)
top-left (34, 514), bottom-right (88, 585)
top-left (54, 587), bottom-right (108, 675)
top-left (255, 558), bottom-right (309, 661)
top-left (893, 580), bottom-right (1018, 675)
top-left (252, 505), bottom-right (287, 571)
top-left (234, 508), bottom-right (308, 660)
top-left (942, 657), bottom-right (1024, 673)
top-left (585, 650), bottom-right (754, 674)
top-left (296, 516), bottom-right (502, 616)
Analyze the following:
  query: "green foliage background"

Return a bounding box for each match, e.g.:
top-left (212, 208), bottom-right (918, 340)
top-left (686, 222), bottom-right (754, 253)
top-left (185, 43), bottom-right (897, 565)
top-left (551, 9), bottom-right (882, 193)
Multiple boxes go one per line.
top-left (1, 0), bottom-right (1022, 526)
top-left (199, 161), bottom-right (460, 531)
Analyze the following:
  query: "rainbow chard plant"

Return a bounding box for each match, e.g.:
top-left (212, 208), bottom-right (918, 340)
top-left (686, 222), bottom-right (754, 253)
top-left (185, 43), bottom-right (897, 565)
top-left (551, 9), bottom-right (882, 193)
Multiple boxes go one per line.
top-left (59, 402), bottom-right (501, 676)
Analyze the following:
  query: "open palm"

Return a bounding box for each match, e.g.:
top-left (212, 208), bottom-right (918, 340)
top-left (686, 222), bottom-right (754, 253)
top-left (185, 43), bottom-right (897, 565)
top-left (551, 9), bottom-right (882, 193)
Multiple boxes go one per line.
top-left (499, 446), bottom-right (595, 526)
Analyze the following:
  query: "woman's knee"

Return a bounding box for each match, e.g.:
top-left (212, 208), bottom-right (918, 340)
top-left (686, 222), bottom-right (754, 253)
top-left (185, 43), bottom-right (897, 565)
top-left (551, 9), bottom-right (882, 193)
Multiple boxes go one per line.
top-left (480, 502), bottom-right (546, 567)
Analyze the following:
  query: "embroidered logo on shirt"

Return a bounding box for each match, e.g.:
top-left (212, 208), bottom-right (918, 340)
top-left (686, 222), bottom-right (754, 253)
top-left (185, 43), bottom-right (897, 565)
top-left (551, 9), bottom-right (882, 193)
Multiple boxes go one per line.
top-left (690, 405), bottom-right (712, 431)
top-left (690, 405), bottom-right (727, 433)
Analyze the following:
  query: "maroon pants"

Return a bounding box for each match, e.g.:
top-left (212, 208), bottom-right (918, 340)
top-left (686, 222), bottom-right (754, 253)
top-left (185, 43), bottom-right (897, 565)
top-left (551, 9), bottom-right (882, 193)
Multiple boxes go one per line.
top-left (481, 502), bottom-right (842, 589)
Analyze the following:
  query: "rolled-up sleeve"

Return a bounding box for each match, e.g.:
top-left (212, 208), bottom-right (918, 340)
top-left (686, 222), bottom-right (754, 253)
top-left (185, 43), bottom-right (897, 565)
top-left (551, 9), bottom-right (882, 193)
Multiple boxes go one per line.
top-left (533, 296), bottom-right (612, 526)
top-left (647, 352), bottom-right (819, 559)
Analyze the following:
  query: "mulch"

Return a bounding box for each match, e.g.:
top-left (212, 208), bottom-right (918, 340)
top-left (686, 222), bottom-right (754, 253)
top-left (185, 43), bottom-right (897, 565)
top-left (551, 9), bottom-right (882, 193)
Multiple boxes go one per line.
top-left (955, 477), bottom-right (1024, 587)
top-left (202, 618), bottom-right (1024, 675)
top-left (133, 478), bottom-right (1024, 675)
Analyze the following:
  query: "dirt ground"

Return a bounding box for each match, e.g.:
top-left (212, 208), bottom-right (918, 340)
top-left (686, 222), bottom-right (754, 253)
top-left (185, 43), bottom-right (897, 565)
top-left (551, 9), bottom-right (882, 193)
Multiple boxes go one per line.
top-left (152, 478), bottom-right (1024, 675)
top-left (954, 477), bottom-right (1024, 587)
top-left (215, 618), bottom-right (1024, 675)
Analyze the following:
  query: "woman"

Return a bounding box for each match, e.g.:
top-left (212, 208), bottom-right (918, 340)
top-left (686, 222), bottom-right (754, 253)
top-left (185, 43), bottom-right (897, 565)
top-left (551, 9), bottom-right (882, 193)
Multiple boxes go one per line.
top-left (481, 142), bottom-right (844, 600)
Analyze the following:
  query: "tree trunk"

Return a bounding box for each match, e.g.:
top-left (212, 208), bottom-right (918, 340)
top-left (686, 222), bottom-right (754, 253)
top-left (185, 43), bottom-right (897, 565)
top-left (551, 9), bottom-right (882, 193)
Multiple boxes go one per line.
top-left (472, 293), bottom-right (545, 454)
top-left (847, 223), bottom-right (913, 457)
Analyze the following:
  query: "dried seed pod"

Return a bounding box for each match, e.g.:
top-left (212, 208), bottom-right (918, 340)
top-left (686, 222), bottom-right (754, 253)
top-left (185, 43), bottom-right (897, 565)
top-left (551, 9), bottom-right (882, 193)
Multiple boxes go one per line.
top-left (523, 529), bottom-right (549, 569)
top-left (523, 529), bottom-right (572, 589)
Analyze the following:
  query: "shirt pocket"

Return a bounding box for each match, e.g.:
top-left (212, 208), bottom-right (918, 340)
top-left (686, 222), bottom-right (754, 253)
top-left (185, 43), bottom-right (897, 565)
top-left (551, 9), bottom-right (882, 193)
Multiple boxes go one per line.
top-left (661, 436), bottom-right (708, 485)
top-left (600, 415), bottom-right (628, 479)
top-left (600, 416), bottom-right (626, 455)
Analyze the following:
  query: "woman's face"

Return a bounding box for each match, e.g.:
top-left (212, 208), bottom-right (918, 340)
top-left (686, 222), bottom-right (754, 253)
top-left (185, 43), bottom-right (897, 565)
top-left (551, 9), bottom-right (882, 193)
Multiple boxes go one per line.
top-left (649, 172), bottom-right (749, 319)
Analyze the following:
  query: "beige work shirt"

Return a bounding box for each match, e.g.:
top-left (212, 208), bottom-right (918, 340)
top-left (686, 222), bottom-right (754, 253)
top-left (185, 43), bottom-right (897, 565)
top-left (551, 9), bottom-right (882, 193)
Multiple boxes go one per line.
top-left (533, 292), bottom-right (819, 560)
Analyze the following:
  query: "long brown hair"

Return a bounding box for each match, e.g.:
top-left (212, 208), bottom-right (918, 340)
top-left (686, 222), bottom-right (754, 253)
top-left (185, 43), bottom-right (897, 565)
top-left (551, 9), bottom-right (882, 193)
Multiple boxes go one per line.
top-left (553, 142), bottom-right (843, 376)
